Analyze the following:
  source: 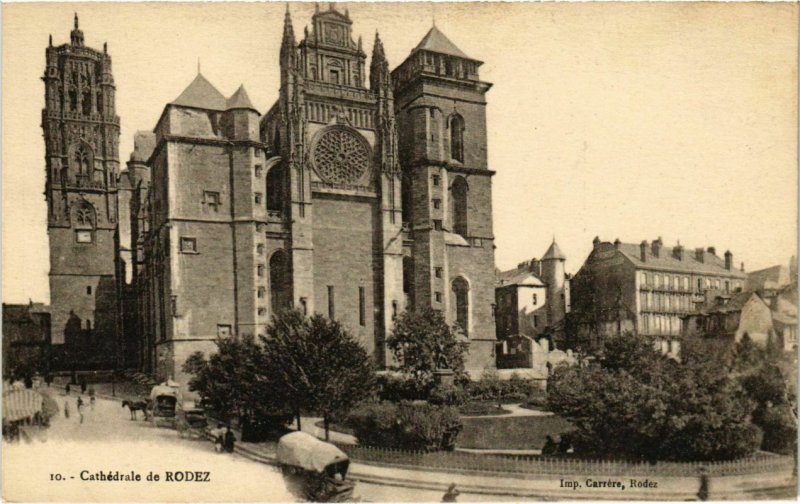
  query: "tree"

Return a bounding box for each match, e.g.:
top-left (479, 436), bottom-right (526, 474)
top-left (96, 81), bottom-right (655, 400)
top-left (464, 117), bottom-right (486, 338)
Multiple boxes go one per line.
top-left (183, 336), bottom-right (291, 441)
top-left (387, 307), bottom-right (468, 391)
top-left (260, 310), bottom-right (377, 441)
top-left (548, 332), bottom-right (762, 461)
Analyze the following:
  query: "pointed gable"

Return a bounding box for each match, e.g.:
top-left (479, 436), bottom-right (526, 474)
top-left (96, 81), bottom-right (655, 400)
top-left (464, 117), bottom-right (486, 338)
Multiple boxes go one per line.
top-left (226, 85), bottom-right (256, 111)
top-left (171, 73), bottom-right (227, 111)
top-left (414, 26), bottom-right (470, 59)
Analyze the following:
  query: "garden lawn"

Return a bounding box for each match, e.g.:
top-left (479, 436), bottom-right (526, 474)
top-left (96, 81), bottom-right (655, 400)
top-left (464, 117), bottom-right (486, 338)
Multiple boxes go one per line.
top-left (458, 414), bottom-right (573, 450)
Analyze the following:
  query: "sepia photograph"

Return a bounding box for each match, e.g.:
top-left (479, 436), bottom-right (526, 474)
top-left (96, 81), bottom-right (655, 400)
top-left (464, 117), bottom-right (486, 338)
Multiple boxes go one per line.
top-left (2, 1), bottom-right (798, 501)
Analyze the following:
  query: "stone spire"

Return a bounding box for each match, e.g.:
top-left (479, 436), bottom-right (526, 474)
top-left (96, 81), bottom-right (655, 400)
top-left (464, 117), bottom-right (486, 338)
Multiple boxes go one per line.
top-left (370, 31), bottom-right (390, 91)
top-left (280, 4), bottom-right (297, 70)
top-left (70, 12), bottom-right (84, 46)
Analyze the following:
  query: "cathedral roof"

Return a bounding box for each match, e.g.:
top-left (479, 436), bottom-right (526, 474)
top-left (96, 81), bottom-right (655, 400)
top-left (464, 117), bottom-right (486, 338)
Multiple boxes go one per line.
top-left (413, 26), bottom-right (470, 60)
top-left (171, 73), bottom-right (227, 111)
top-left (542, 240), bottom-right (566, 261)
top-left (226, 85), bottom-right (256, 111)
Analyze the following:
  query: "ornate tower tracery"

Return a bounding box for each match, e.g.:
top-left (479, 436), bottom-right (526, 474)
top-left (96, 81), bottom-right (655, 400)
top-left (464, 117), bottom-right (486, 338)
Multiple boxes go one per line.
top-left (42, 15), bottom-right (120, 364)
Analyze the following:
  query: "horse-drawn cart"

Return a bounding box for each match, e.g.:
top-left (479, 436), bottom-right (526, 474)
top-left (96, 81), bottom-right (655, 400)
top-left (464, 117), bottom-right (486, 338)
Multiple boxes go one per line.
top-left (176, 403), bottom-right (207, 439)
top-left (148, 381), bottom-right (181, 428)
top-left (276, 431), bottom-right (355, 502)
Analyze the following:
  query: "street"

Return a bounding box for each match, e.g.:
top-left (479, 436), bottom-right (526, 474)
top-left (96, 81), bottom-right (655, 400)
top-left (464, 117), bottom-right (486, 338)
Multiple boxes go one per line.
top-left (3, 390), bottom-right (517, 502)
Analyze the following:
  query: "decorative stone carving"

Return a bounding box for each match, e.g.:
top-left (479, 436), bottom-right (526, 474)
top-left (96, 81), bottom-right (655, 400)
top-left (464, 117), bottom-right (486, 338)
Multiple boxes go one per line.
top-left (311, 126), bottom-right (371, 185)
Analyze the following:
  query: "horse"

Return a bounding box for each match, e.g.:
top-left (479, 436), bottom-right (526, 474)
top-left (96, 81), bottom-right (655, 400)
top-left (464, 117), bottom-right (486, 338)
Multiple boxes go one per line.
top-left (122, 399), bottom-right (149, 421)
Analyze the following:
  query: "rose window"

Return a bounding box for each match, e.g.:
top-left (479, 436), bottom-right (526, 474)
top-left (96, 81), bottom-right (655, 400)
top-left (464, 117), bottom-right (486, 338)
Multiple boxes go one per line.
top-left (312, 127), bottom-right (370, 185)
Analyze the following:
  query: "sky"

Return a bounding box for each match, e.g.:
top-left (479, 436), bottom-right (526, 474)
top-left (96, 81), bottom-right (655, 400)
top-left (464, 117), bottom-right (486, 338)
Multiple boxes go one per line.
top-left (3, 1), bottom-right (798, 304)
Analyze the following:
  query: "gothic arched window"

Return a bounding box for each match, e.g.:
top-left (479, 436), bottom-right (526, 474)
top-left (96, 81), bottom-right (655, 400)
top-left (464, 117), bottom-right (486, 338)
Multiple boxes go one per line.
top-left (266, 160), bottom-right (286, 214)
top-left (451, 176), bottom-right (469, 238)
top-left (82, 89), bottom-right (92, 116)
top-left (269, 250), bottom-right (291, 315)
top-left (69, 88), bottom-right (78, 112)
top-left (452, 276), bottom-right (470, 337)
top-left (74, 146), bottom-right (91, 176)
top-left (449, 113), bottom-right (465, 163)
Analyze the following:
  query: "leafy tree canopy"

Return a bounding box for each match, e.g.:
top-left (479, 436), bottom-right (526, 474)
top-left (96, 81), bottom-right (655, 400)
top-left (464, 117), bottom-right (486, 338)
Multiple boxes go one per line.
top-left (548, 332), bottom-right (762, 461)
top-left (386, 307), bottom-right (468, 388)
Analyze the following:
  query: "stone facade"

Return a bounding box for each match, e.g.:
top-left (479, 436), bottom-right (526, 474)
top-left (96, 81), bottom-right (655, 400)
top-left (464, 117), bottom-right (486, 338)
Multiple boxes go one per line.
top-left (568, 237), bottom-right (747, 353)
top-left (681, 291), bottom-right (777, 348)
top-left (2, 303), bottom-right (51, 378)
top-left (42, 16), bottom-right (120, 369)
top-left (495, 240), bottom-right (572, 343)
top-left (392, 25), bottom-right (497, 371)
top-left (132, 6), bottom-right (498, 380)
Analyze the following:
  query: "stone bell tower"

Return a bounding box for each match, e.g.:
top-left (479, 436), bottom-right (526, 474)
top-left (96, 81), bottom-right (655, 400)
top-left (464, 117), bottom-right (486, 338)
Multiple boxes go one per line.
top-left (42, 14), bottom-right (120, 369)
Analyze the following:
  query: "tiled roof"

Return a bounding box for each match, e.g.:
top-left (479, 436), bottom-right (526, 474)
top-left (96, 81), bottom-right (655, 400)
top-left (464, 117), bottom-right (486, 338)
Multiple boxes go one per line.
top-left (696, 292), bottom-right (760, 315)
top-left (616, 243), bottom-right (746, 278)
top-left (496, 267), bottom-right (544, 287)
top-left (226, 85), bottom-right (256, 111)
top-left (414, 26), bottom-right (470, 59)
top-left (747, 265), bottom-right (791, 291)
top-left (542, 240), bottom-right (566, 260)
top-left (171, 73), bottom-right (227, 111)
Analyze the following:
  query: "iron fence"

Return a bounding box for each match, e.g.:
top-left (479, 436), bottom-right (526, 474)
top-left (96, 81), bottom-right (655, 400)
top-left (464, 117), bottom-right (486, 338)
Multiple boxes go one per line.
top-left (339, 444), bottom-right (794, 478)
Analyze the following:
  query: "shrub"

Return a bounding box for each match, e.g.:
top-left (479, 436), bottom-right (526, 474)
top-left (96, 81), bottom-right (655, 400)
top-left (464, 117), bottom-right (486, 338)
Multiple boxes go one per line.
top-left (466, 371), bottom-right (540, 404)
top-left (376, 373), bottom-right (430, 402)
top-left (348, 401), bottom-right (463, 451)
top-left (756, 403), bottom-right (797, 454)
top-left (428, 383), bottom-right (467, 407)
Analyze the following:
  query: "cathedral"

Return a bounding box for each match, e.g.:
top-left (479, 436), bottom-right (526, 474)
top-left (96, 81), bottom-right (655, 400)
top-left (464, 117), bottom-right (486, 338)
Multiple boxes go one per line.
top-left (44, 5), bottom-right (499, 381)
top-left (41, 15), bottom-right (121, 370)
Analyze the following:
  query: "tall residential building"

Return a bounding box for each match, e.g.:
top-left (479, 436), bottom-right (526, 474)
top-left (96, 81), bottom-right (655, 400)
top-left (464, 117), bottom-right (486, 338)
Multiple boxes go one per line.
top-left (136, 5), bottom-right (498, 380)
top-left (42, 16), bottom-right (120, 368)
top-left (569, 237), bottom-right (746, 353)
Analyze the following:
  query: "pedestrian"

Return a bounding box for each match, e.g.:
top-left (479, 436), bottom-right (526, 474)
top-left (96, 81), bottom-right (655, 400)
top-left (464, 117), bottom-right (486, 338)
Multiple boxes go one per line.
top-left (697, 466), bottom-right (709, 501)
top-left (542, 435), bottom-right (556, 456)
top-left (65, 383), bottom-right (71, 395)
top-left (224, 426), bottom-right (236, 454)
top-left (442, 483), bottom-right (460, 502)
top-left (80, 380), bottom-right (87, 394)
top-left (212, 423), bottom-right (224, 453)
top-left (64, 400), bottom-right (70, 419)
top-left (77, 396), bottom-right (84, 424)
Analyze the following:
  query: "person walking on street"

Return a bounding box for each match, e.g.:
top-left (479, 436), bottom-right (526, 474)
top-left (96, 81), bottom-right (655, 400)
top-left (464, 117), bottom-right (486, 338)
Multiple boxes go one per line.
top-left (224, 426), bottom-right (236, 453)
top-left (76, 396), bottom-right (84, 424)
top-left (697, 466), bottom-right (709, 501)
top-left (211, 423), bottom-right (224, 453)
top-left (65, 383), bottom-right (71, 396)
top-left (64, 401), bottom-right (70, 419)
top-left (442, 483), bottom-right (460, 502)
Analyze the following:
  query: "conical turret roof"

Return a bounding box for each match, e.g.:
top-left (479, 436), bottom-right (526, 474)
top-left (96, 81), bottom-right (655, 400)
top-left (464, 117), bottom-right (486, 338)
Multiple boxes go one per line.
top-left (413, 26), bottom-right (470, 59)
top-left (226, 85), bottom-right (256, 111)
top-left (171, 73), bottom-right (227, 110)
top-left (542, 240), bottom-right (566, 261)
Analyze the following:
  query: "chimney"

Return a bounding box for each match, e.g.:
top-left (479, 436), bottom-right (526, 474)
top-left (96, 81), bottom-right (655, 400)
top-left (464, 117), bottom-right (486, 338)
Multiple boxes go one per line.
top-left (740, 262), bottom-right (745, 272)
top-left (651, 237), bottom-right (662, 258)
top-left (695, 247), bottom-right (705, 262)
top-left (707, 246), bottom-right (716, 256)
top-left (673, 242), bottom-right (684, 261)
top-left (614, 238), bottom-right (621, 250)
top-left (530, 258), bottom-right (542, 277)
top-left (725, 250), bottom-right (733, 271)
top-left (640, 241), bottom-right (648, 262)
top-left (593, 236), bottom-right (601, 249)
